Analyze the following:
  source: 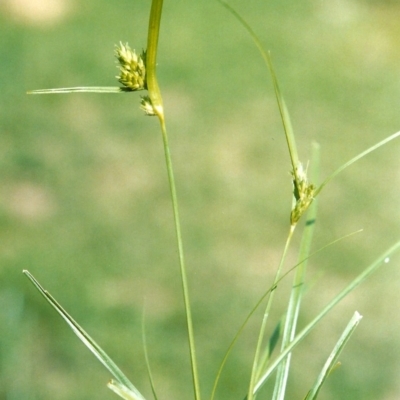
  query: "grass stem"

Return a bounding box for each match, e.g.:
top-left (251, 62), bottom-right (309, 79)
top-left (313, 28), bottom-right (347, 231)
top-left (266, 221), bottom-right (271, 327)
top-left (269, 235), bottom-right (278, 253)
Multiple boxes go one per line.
top-left (146, 2), bottom-right (201, 400)
top-left (247, 225), bottom-right (296, 400)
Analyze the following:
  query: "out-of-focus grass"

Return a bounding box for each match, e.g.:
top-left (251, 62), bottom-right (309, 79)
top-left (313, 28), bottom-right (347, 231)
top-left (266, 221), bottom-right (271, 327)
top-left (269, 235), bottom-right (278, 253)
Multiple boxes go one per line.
top-left (1, 0), bottom-right (400, 399)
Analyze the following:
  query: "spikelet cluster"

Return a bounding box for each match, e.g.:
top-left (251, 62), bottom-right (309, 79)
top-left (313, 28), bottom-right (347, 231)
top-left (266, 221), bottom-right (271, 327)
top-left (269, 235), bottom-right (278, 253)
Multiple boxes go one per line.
top-left (140, 96), bottom-right (156, 116)
top-left (290, 163), bottom-right (316, 225)
top-left (115, 42), bottom-right (146, 91)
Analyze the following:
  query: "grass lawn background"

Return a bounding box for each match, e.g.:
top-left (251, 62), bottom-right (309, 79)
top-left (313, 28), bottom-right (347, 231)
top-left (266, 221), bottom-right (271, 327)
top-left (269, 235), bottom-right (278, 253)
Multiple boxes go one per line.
top-left (1, 0), bottom-right (400, 399)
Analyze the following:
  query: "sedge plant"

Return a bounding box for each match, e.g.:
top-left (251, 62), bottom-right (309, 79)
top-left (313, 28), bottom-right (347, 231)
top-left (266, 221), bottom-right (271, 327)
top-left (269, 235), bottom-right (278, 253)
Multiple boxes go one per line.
top-left (24, 1), bottom-right (400, 400)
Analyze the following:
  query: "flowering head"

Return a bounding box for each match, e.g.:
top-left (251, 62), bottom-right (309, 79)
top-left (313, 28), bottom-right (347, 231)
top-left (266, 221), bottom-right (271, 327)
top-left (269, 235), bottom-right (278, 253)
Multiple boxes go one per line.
top-left (140, 96), bottom-right (156, 116)
top-left (290, 163), bottom-right (316, 225)
top-left (115, 42), bottom-right (146, 91)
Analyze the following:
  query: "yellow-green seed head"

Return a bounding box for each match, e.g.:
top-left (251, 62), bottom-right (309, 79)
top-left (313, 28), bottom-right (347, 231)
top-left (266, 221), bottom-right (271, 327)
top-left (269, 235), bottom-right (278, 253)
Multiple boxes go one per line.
top-left (140, 96), bottom-right (156, 116)
top-left (115, 42), bottom-right (146, 91)
top-left (290, 163), bottom-right (316, 225)
top-left (290, 182), bottom-right (315, 225)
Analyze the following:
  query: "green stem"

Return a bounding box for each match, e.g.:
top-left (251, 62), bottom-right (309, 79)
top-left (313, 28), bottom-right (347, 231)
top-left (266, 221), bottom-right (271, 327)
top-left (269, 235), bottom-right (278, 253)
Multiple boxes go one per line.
top-left (247, 225), bottom-right (296, 400)
top-left (160, 119), bottom-right (201, 400)
top-left (253, 239), bottom-right (400, 395)
top-left (146, 0), bottom-right (164, 119)
top-left (146, 2), bottom-right (201, 400)
top-left (272, 143), bottom-right (320, 400)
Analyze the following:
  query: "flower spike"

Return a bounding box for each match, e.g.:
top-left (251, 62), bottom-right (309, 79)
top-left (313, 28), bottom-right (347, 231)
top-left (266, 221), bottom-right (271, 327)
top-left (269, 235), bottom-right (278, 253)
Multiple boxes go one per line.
top-left (140, 96), bottom-right (156, 116)
top-left (115, 42), bottom-right (147, 91)
top-left (290, 163), bottom-right (316, 225)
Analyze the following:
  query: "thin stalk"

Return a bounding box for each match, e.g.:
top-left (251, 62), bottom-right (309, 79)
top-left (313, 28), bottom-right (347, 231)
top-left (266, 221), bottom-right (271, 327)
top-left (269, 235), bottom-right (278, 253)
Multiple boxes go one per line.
top-left (253, 239), bottom-right (400, 395)
top-left (247, 225), bottom-right (296, 400)
top-left (210, 227), bottom-right (361, 400)
top-left (272, 143), bottom-right (320, 400)
top-left (160, 119), bottom-right (201, 400)
top-left (145, 2), bottom-right (201, 400)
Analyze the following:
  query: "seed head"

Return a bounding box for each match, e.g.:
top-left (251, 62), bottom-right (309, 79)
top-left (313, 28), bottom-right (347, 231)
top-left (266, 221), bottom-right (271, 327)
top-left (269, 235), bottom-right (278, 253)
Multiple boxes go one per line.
top-left (140, 96), bottom-right (156, 116)
top-left (290, 163), bottom-right (316, 225)
top-left (115, 42), bottom-right (146, 91)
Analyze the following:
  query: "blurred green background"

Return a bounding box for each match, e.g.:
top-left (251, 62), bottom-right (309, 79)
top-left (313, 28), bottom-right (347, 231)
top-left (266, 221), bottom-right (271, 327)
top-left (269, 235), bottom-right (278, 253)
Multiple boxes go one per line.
top-left (1, 0), bottom-right (400, 399)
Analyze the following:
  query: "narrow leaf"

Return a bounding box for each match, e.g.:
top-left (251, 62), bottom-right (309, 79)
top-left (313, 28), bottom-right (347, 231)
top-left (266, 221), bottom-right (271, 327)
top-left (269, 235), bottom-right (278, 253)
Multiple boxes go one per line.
top-left (210, 228), bottom-right (361, 400)
top-left (142, 311), bottom-right (159, 400)
top-left (305, 311), bottom-right (363, 400)
top-left (27, 87), bottom-right (130, 94)
top-left (108, 380), bottom-right (145, 400)
top-left (316, 130), bottom-right (400, 196)
top-left (253, 240), bottom-right (400, 396)
top-left (22, 270), bottom-right (146, 400)
top-left (217, 0), bottom-right (299, 176)
top-left (256, 318), bottom-right (283, 381)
